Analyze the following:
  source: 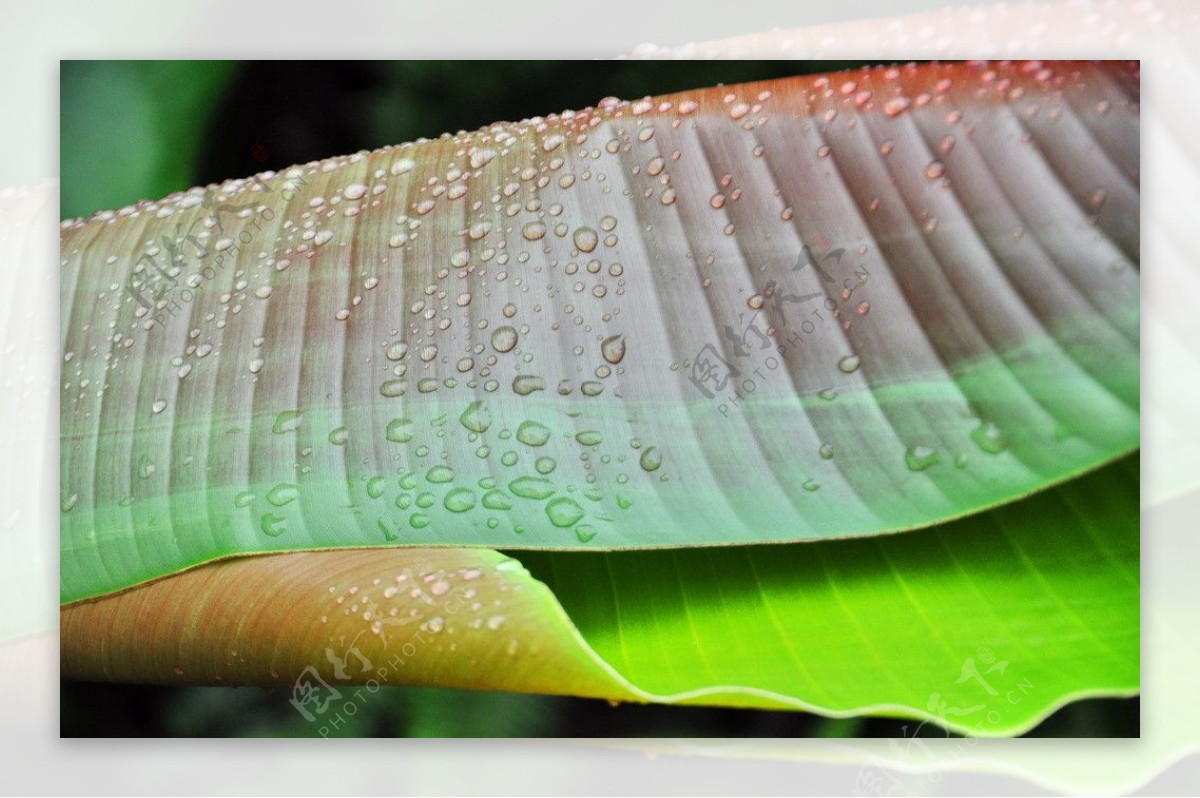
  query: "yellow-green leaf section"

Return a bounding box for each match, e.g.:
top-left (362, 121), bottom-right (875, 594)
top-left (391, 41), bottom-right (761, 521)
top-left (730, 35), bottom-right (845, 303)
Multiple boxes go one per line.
top-left (61, 454), bottom-right (1137, 737)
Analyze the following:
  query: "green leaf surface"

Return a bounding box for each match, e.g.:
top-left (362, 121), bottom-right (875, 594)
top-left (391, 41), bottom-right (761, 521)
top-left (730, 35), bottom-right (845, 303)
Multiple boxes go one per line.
top-left (61, 455), bottom-right (1137, 737)
top-left (60, 61), bottom-right (1138, 604)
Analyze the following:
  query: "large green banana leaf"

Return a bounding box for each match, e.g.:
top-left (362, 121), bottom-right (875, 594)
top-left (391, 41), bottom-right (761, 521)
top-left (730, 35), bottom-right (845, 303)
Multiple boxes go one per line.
top-left (60, 60), bottom-right (1139, 736)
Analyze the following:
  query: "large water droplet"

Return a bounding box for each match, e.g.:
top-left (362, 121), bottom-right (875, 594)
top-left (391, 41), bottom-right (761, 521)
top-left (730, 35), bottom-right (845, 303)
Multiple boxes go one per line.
top-left (545, 496), bottom-right (584, 528)
top-left (470, 148), bottom-right (497, 169)
top-left (575, 430), bottom-right (603, 446)
top-left (482, 489), bottom-right (513, 510)
top-left (260, 513), bottom-right (287, 536)
top-left (521, 221), bottom-right (546, 241)
top-left (601, 333), bottom-right (626, 364)
top-left (444, 488), bottom-right (477, 513)
top-left (509, 476), bottom-right (555, 500)
top-left (513, 375), bottom-right (545, 395)
top-left (380, 379), bottom-right (406, 398)
top-left (491, 325), bottom-right (518, 353)
top-left (426, 465), bottom-right (455, 484)
top-left (459, 400), bottom-right (490, 433)
top-left (386, 341), bottom-right (409, 361)
top-left (386, 418), bottom-right (414, 443)
top-left (516, 420), bottom-right (551, 447)
top-left (573, 226), bottom-right (599, 253)
top-left (266, 483), bottom-right (299, 506)
top-left (272, 410), bottom-right (303, 434)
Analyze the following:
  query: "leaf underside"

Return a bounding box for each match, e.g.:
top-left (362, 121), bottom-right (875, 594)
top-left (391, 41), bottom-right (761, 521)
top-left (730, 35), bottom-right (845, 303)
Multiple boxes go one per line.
top-left (60, 60), bottom-right (1139, 734)
top-left (61, 454), bottom-right (1138, 737)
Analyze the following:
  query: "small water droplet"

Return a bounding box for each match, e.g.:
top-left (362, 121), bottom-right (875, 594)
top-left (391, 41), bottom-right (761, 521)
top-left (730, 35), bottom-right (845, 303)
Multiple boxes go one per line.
top-left (970, 420), bottom-right (1008, 454)
top-left (883, 96), bottom-right (911, 117)
top-left (535, 456), bottom-right (557, 474)
top-left (905, 445), bottom-right (940, 472)
top-left (837, 355), bottom-right (861, 373)
top-left (151, 399), bottom-right (167, 414)
top-left (639, 446), bottom-right (662, 472)
top-left (409, 512), bottom-right (431, 529)
top-left (366, 476), bottom-right (387, 499)
top-left (819, 444), bottom-right (834, 460)
top-left (521, 221), bottom-right (546, 241)
top-left (328, 427), bottom-right (349, 445)
top-left (925, 161), bottom-right (946, 180)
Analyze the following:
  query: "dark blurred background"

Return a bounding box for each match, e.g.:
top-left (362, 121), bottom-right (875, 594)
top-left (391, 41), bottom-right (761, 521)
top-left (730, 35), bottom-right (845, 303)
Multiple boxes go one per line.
top-left (59, 60), bottom-right (1137, 737)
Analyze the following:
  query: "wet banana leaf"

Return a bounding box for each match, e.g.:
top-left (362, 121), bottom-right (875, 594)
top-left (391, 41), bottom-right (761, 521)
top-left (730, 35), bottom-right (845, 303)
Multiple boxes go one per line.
top-left (60, 60), bottom-right (1139, 735)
